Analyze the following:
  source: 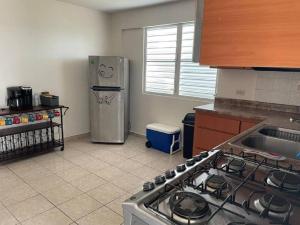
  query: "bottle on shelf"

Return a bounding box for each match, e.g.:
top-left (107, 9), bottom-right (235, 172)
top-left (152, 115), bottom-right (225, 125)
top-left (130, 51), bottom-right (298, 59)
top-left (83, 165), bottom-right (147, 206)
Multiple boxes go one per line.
top-left (35, 113), bottom-right (43, 121)
top-left (21, 115), bottom-right (29, 124)
top-left (5, 117), bottom-right (13, 125)
top-left (42, 112), bottom-right (48, 120)
top-left (48, 111), bottom-right (55, 119)
top-left (13, 116), bottom-right (21, 124)
top-left (54, 110), bottom-right (61, 117)
top-left (0, 118), bottom-right (5, 126)
top-left (28, 114), bottom-right (35, 123)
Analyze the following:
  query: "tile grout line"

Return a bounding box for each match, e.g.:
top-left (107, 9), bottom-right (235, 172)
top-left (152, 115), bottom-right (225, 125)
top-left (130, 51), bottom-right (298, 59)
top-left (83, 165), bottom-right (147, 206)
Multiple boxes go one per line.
top-left (4, 156), bottom-right (79, 223)
top-left (74, 205), bottom-right (123, 224)
top-left (4, 164), bottom-right (44, 224)
top-left (1, 136), bottom-right (178, 224)
top-left (54, 145), bottom-right (144, 222)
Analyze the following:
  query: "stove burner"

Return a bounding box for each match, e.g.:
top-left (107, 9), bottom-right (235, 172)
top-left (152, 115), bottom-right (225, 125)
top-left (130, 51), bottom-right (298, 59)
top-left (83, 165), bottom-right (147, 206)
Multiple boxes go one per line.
top-left (204, 175), bottom-right (231, 198)
top-left (223, 158), bottom-right (246, 174)
top-left (169, 192), bottom-right (210, 220)
top-left (206, 175), bottom-right (228, 190)
top-left (259, 193), bottom-right (290, 213)
top-left (267, 170), bottom-right (300, 191)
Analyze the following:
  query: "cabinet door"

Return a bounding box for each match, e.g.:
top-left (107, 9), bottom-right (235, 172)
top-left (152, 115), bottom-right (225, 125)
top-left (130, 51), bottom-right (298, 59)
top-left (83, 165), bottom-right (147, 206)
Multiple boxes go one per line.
top-left (196, 112), bottom-right (240, 135)
top-left (200, 0), bottom-right (300, 68)
top-left (240, 121), bottom-right (257, 132)
top-left (194, 128), bottom-right (234, 151)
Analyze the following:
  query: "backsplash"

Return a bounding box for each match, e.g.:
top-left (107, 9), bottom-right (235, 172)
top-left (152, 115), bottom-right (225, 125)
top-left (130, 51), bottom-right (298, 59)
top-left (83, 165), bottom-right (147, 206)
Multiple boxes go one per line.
top-left (216, 69), bottom-right (300, 106)
top-left (255, 72), bottom-right (300, 105)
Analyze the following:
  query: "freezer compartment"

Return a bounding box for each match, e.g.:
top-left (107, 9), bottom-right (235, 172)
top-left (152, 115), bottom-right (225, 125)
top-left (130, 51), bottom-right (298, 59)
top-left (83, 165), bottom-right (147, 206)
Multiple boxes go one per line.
top-left (89, 56), bottom-right (128, 89)
top-left (90, 87), bottom-right (128, 143)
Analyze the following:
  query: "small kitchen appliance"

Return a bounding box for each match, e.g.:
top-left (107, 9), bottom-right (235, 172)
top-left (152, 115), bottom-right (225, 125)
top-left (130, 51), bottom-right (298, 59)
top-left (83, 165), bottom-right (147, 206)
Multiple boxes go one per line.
top-left (7, 86), bottom-right (32, 110)
top-left (89, 56), bottom-right (129, 143)
top-left (40, 93), bottom-right (59, 107)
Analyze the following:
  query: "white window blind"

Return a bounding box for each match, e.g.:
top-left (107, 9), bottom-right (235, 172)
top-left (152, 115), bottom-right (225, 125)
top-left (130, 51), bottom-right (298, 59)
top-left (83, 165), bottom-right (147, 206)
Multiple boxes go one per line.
top-left (179, 23), bottom-right (217, 99)
top-left (144, 22), bottom-right (217, 99)
top-left (145, 25), bottom-right (177, 94)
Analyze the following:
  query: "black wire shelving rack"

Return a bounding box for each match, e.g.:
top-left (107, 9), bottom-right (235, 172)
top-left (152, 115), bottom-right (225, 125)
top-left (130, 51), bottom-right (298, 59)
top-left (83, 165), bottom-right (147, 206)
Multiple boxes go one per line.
top-left (0, 106), bottom-right (68, 162)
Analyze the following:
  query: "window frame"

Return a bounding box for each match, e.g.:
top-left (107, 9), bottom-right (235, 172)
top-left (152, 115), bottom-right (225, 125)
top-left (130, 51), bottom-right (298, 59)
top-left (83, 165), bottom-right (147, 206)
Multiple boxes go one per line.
top-left (143, 22), bottom-right (219, 101)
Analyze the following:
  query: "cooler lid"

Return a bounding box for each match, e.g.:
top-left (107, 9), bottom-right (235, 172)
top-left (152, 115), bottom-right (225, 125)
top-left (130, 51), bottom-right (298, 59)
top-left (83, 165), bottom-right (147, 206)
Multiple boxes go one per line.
top-left (146, 123), bottom-right (180, 134)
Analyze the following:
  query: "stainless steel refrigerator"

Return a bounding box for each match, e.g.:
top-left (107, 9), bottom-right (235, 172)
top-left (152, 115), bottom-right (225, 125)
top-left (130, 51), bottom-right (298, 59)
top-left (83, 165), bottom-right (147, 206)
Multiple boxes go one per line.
top-left (89, 56), bottom-right (129, 143)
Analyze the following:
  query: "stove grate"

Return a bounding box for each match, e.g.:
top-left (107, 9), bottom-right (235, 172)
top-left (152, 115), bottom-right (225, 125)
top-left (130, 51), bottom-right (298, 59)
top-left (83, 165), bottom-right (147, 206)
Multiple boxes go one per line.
top-left (242, 190), bottom-right (292, 225)
top-left (192, 174), bottom-right (231, 199)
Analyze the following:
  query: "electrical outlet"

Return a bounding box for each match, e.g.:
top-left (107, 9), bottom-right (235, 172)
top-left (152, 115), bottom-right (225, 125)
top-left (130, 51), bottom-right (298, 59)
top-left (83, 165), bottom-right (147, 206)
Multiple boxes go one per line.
top-left (236, 89), bottom-right (246, 96)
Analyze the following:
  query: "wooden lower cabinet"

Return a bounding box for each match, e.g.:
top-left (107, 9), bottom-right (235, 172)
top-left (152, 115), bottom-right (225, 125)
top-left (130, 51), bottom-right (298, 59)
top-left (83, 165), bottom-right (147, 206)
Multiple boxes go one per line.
top-left (240, 121), bottom-right (257, 132)
top-left (196, 112), bottom-right (240, 135)
top-left (193, 110), bottom-right (261, 156)
top-left (194, 128), bottom-right (234, 151)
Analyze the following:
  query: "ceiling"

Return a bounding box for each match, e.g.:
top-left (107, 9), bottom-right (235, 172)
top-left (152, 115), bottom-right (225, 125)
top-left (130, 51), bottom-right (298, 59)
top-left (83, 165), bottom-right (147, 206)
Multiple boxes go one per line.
top-left (58, 0), bottom-right (180, 12)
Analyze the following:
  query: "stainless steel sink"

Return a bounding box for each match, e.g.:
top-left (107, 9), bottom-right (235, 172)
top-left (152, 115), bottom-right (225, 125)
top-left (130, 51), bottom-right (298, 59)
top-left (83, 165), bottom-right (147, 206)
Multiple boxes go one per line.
top-left (259, 126), bottom-right (300, 142)
top-left (230, 125), bottom-right (300, 160)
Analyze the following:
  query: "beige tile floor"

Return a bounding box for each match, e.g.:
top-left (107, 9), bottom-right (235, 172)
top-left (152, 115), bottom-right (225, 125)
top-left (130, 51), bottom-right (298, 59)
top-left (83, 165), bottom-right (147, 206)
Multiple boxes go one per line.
top-left (0, 134), bottom-right (185, 225)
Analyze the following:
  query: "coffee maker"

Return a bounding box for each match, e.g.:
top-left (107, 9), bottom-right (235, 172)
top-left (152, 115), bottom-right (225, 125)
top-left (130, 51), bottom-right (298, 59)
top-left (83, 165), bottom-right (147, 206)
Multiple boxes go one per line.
top-left (7, 86), bottom-right (33, 110)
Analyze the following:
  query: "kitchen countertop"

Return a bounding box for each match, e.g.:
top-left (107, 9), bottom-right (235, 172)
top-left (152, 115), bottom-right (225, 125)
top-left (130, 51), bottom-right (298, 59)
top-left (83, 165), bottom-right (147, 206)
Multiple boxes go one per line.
top-left (194, 102), bottom-right (300, 130)
top-left (194, 98), bottom-right (300, 170)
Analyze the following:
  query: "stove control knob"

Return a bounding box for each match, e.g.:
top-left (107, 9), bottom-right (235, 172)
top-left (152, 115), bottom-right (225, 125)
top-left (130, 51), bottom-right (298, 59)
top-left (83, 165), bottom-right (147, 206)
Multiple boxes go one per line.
top-left (176, 164), bottom-right (186, 172)
top-left (193, 155), bottom-right (202, 162)
top-left (165, 170), bottom-right (176, 179)
top-left (143, 182), bottom-right (155, 192)
top-left (154, 175), bottom-right (166, 185)
top-left (200, 151), bottom-right (209, 158)
top-left (186, 158), bottom-right (195, 167)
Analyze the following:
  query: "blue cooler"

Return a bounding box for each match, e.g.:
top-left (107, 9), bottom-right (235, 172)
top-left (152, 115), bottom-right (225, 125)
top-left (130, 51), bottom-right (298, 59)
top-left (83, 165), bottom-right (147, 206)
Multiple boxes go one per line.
top-left (146, 123), bottom-right (181, 154)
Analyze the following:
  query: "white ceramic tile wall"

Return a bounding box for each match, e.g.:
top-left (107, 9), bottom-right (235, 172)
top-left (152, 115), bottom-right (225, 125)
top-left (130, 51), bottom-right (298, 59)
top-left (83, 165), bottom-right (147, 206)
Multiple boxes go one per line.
top-left (217, 69), bottom-right (300, 106)
top-left (254, 72), bottom-right (300, 105)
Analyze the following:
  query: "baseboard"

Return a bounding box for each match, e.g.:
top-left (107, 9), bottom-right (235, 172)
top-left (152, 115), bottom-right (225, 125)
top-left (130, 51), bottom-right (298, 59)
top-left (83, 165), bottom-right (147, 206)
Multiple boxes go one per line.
top-left (65, 131), bottom-right (144, 142)
top-left (129, 130), bottom-right (145, 137)
top-left (65, 132), bottom-right (90, 142)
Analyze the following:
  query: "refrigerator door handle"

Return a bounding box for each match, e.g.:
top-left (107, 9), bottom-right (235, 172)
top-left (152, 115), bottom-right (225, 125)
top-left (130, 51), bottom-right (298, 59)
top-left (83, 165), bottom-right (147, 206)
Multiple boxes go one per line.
top-left (91, 86), bottom-right (121, 91)
top-left (91, 86), bottom-right (121, 105)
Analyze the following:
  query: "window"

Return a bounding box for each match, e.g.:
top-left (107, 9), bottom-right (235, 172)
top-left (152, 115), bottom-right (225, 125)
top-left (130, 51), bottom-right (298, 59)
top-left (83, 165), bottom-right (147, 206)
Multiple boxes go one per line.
top-left (144, 22), bottom-right (218, 99)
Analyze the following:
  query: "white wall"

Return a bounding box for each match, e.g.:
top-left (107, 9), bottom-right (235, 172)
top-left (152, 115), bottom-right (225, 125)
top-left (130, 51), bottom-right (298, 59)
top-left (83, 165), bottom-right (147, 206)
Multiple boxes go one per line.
top-left (112, 0), bottom-right (211, 135)
top-left (0, 0), bottom-right (111, 137)
top-left (111, 0), bottom-right (300, 136)
top-left (217, 69), bottom-right (300, 105)
top-left (111, 0), bottom-right (196, 56)
top-left (4, 0), bottom-right (296, 138)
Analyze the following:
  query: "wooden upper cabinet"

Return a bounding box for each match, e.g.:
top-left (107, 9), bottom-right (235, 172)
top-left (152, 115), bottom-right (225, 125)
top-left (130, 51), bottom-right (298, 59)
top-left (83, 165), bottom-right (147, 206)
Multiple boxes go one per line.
top-left (199, 0), bottom-right (300, 68)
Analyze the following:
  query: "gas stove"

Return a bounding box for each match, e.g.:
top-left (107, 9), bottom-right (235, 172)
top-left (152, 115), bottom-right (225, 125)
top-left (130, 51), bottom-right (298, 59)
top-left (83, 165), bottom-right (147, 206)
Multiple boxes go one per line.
top-left (122, 150), bottom-right (300, 225)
